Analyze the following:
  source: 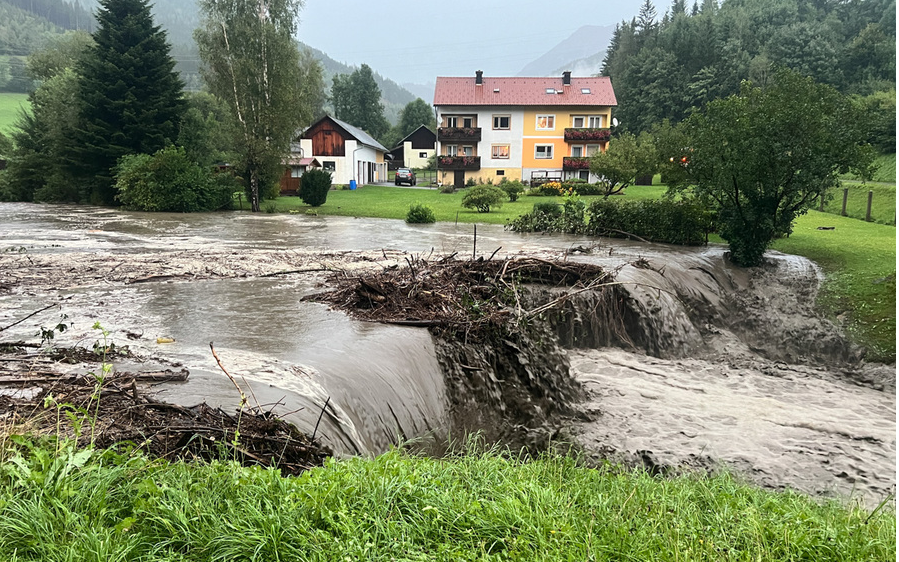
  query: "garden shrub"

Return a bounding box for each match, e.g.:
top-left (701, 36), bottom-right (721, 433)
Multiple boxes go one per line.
top-left (499, 180), bottom-right (526, 202)
top-left (465, 177), bottom-right (477, 187)
top-left (462, 185), bottom-right (505, 213)
top-left (115, 146), bottom-right (233, 212)
top-left (300, 168), bottom-right (332, 207)
top-left (586, 198), bottom-right (713, 245)
top-left (406, 202), bottom-right (436, 224)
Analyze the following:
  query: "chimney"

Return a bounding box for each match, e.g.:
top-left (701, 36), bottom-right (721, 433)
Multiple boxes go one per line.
top-left (475, 70), bottom-right (483, 85)
top-left (562, 71), bottom-right (571, 86)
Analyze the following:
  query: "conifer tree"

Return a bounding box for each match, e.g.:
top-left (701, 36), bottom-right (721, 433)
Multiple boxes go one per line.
top-left (71, 0), bottom-right (184, 204)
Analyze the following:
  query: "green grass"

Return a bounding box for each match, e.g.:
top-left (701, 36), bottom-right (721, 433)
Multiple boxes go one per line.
top-left (773, 211), bottom-right (896, 362)
top-left (0, 93), bottom-right (29, 134)
top-left (842, 153), bottom-right (896, 183)
top-left (271, 184), bottom-right (668, 225)
top-left (820, 182), bottom-right (896, 225)
top-left (0, 442), bottom-right (893, 561)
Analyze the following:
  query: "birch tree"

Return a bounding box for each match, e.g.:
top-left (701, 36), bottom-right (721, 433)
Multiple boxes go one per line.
top-left (195, 0), bottom-right (320, 212)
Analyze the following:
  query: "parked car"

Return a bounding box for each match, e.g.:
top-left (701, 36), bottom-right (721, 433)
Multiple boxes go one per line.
top-left (395, 168), bottom-right (416, 186)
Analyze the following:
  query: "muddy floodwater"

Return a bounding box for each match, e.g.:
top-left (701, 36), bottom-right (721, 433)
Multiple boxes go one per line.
top-left (0, 202), bottom-right (894, 506)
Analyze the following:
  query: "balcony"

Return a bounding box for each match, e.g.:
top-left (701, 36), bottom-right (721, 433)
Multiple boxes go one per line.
top-left (437, 155), bottom-right (481, 170)
top-left (564, 128), bottom-right (611, 142)
top-left (562, 157), bottom-right (591, 171)
top-left (438, 127), bottom-right (482, 142)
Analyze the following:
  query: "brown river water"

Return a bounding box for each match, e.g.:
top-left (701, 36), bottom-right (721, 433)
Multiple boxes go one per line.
top-left (0, 202), bottom-right (894, 506)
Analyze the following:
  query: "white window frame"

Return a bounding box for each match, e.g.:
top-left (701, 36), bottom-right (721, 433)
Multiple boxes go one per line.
top-left (536, 115), bottom-right (555, 130)
top-left (445, 144), bottom-right (457, 156)
top-left (586, 144), bottom-right (601, 156)
top-left (323, 161), bottom-right (336, 171)
top-left (572, 116), bottom-right (585, 128)
top-left (290, 166), bottom-right (304, 178)
top-left (535, 144), bottom-right (554, 159)
top-left (463, 117), bottom-right (474, 128)
top-left (445, 116), bottom-right (458, 127)
top-left (462, 145), bottom-right (474, 157)
top-left (578, 170), bottom-right (590, 181)
top-left (571, 145), bottom-right (584, 157)
top-left (493, 114), bottom-right (510, 130)
top-left (491, 144), bottom-right (510, 159)
top-left (588, 115), bottom-right (604, 128)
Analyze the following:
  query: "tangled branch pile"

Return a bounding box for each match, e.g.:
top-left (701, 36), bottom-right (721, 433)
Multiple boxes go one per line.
top-left (0, 346), bottom-right (331, 476)
top-left (309, 255), bottom-right (613, 335)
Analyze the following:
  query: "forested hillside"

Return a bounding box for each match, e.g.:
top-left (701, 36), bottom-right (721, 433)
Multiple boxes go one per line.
top-left (1, 0), bottom-right (416, 122)
top-left (603, 0), bottom-right (896, 138)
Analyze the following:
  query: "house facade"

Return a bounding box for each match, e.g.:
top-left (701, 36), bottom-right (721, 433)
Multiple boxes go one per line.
top-left (433, 71), bottom-right (617, 188)
top-left (387, 125), bottom-right (436, 170)
top-left (293, 115), bottom-right (388, 187)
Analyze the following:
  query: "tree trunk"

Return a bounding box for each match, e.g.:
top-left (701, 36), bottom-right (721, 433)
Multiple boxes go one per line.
top-left (250, 167), bottom-right (260, 212)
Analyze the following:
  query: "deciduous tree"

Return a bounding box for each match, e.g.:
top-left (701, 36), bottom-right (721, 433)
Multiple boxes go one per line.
top-left (671, 70), bottom-right (874, 266)
top-left (331, 63), bottom-right (390, 140)
top-left (589, 132), bottom-right (658, 197)
top-left (195, 0), bottom-right (321, 212)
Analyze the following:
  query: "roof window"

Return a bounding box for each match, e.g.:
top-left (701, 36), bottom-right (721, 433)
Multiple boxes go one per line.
top-left (545, 88), bottom-right (555, 94)
top-left (581, 88), bottom-right (591, 94)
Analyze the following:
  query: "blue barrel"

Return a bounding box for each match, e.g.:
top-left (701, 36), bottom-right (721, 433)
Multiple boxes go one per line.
top-left (349, 180), bottom-right (357, 190)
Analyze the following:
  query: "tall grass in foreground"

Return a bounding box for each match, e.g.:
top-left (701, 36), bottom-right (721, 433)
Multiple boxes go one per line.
top-left (0, 442), bottom-right (893, 561)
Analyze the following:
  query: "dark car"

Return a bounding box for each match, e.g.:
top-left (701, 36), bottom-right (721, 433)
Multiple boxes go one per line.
top-left (395, 168), bottom-right (416, 186)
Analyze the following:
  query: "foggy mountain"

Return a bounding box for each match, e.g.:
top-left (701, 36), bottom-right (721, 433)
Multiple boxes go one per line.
top-left (517, 25), bottom-right (615, 77)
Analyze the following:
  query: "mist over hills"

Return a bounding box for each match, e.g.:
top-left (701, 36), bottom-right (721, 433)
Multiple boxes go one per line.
top-left (2, 0), bottom-right (615, 119)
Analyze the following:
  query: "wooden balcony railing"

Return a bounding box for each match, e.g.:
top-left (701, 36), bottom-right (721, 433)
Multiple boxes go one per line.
top-left (563, 128), bottom-right (611, 142)
top-left (437, 155), bottom-right (481, 170)
top-left (438, 127), bottom-right (482, 142)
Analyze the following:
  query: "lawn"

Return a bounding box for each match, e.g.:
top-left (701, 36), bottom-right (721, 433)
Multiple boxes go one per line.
top-left (271, 183), bottom-right (895, 361)
top-left (0, 443), bottom-right (893, 561)
top-left (267, 184), bottom-right (668, 225)
top-left (820, 181), bottom-right (896, 225)
top-left (0, 92), bottom-right (29, 134)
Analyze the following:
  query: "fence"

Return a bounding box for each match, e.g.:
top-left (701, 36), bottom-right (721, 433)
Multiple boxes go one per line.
top-left (818, 184), bottom-right (896, 226)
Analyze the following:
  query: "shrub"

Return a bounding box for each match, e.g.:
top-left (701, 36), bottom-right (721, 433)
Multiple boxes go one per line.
top-left (115, 146), bottom-right (233, 212)
top-left (526, 181), bottom-right (575, 197)
top-left (462, 185), bottom-right (505, 213)
top-left (300, 168), bottom-right (332, 207)
top-left (586, 198), bottom-right (714, 245)
top-left (499, 180), bottom-right (526, 202)
top-left (406, 202), bottom-right (436, 224)
top-left (465, 177), bottom-right (477, 187)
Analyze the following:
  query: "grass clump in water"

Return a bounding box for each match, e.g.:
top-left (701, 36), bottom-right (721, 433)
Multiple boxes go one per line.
top-left (0, 442), bottom-right (893, 561)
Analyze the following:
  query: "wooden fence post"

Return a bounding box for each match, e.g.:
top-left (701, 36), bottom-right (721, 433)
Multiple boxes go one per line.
top-left (841, 188), bottom-right (849, 216)
top-left (866, 190), bottom-right (873, 222)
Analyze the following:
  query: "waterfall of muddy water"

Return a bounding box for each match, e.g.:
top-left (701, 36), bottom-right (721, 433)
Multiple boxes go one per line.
top-left (0, 203), bottom-right (894, 503)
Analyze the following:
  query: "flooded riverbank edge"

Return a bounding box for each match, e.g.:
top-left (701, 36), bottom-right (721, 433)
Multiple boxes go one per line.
top-left (0, 204), bottom-right (894, 507)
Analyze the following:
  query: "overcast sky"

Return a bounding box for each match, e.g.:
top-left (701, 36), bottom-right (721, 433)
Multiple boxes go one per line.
top-left (297, 0), bottom-right (649, 85)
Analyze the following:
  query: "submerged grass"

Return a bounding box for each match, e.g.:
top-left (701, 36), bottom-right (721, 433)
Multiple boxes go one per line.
top-left (0, 442), bottom-right (893, 561)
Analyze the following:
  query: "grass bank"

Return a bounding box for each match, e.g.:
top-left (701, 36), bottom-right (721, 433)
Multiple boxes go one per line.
top-left (0, 93), bottom-right (28, 134)
top-left (0, 442), bottom-right (893, 561)
top-left (820, 182), bottom-right (896, 225)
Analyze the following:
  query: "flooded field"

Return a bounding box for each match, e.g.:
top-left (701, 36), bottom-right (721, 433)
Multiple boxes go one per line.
top-left (0, 202), bottom-right (893, 506)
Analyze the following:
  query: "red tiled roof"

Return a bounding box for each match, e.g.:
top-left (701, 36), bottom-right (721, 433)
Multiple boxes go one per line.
top-left (433, 76), bottom-right (616, 107)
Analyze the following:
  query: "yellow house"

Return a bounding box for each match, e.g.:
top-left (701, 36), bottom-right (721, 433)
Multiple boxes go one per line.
top-left (433, 71), bottom-right (617, 188)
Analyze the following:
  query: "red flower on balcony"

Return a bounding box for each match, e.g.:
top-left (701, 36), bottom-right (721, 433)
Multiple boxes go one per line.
top-left (564, 128), bottom-right (611, 142)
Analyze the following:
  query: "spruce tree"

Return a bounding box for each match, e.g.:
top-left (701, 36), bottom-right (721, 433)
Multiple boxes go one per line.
top-left (72, 0), bottom-right (184, 204)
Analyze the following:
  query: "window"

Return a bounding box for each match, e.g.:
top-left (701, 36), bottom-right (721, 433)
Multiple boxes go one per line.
top-left (535, 145), bottom-right (553, 159)
top-left (492, 145), bottom-right (510, 159)
top-left (545, 88), bottom-right (556, 94)
top-left (290, 166), bottom-right (304, 178)
top-left (323, 161), bottom-right (336, 171)
top-left (588, 115), bottom-right (604, 128)
top-left (445, 144), bottom-right (457, 156)
top-left (581, 88), bottom-right (591, 94)
top-left (572, 116), bottom-right (585, 128)
top-left (419, 152), bottom-right (428, 158)
top-left (571, 146), bottom-right (583, 157)
top-left (289, 142), bottom-right (303, 154)
top-left (586, 144), bottom-right (600, 156)
top-left (445, 116), bottom-right (458, 127)
top-left (463, 117), bottom-right (473, 128)
top-left (578, 170), bottom-right (589, 181)
top-left (462, 146), bottom-right (473, 156)
top-left (496, 170), bottom-right (505, 176)
top-left (536, 115), bottom-right (555, 130)
top-left (493, 115), bottom-right (510, 130)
